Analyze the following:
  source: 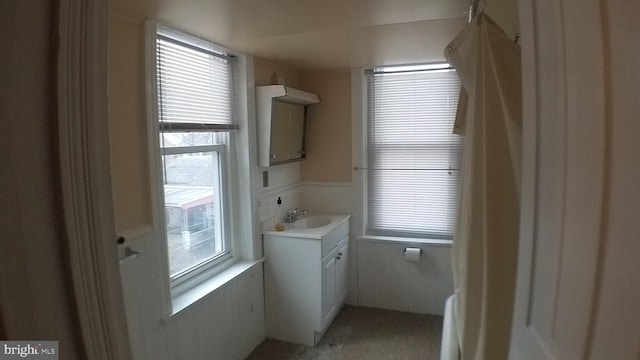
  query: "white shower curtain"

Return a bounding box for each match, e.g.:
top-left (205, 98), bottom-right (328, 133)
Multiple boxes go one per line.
top-left (445, 13), bottom-right (522, 360)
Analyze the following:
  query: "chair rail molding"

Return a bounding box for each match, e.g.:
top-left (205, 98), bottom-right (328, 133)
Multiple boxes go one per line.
top-left (57, 0), bottom-right (132, 359)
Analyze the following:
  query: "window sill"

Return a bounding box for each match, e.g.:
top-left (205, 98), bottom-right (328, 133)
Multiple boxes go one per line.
top-left (168, 258), bottom-right (264, 317)
top-left (356, 235), bottom-right (452, 246)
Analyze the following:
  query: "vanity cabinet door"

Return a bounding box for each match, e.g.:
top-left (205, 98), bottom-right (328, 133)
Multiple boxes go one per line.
top-left (322, 246), bottom-right (339, 329)
top-left (336, 236), bottom-right (349, 304)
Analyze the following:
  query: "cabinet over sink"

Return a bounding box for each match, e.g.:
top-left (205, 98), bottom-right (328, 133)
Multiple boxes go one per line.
top-left (256, 85), bottom-right (320, 167)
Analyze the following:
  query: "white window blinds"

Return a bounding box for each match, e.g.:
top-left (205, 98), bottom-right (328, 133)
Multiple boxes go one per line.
top-left (156, 34), bottom-right (237, 131)
top-left (366, 66), bottom-right (461, 239)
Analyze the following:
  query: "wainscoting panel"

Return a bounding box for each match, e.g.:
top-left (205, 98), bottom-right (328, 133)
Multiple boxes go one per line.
top-left (118, 227), bottom-right (170, 360)
top-left (118, 226), bottom-right (265, 360)
top-left (164, 266), bottom-right (264, 360)
top-left (356, 238), bottom-right (453, 315)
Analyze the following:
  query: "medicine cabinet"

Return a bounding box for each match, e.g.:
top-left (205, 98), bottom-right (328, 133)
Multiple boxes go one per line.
top-left (257, 85), bottom-right (320, 167)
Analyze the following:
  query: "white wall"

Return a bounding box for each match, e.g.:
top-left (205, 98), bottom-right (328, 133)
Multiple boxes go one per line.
top-left (119, 229), bottom-right (264, 360)
top-left (256, 163), bottom-right (303, 231)
top-left (357, 239), bottom-right (453, 315)
top-left (300, 182), bottom-right (454, 315)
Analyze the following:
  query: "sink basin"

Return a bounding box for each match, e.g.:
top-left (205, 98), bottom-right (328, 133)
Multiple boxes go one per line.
top-left (263, 213), bottom-right (351, 256)
top-left (263, 213), bottom-right (350, 243)
top-left (292, 215), bottom-right (332, 229)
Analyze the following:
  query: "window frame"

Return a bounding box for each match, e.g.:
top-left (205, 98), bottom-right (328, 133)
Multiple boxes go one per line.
top-left (147, 24), bottom-right (241, 297)
top-left (160, 142), bottom-right (232, 286)
top-left (357, 64), bottom-right (462, 241)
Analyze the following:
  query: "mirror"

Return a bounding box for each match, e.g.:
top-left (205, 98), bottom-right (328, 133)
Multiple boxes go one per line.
top-left (269, 100), bottom-right (307, 165)
top-left (256, 85), bottom-right (319, 167)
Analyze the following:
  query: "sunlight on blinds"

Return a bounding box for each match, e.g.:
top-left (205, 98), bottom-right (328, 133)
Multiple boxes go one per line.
top-left (366, 66), bottom-right (461, 239)
top-left (156, 36), bottom-right (235, 126)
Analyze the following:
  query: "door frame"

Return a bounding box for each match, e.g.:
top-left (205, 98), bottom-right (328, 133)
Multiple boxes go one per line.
top-left (57, 1), bottom-right (132, 358)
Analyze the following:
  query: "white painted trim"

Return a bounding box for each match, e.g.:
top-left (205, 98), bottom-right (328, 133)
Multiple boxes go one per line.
top-left (117, 225), bottom-right (155, 247)
top-left (356, 236), bottom-right (452, 247)
top-left (157, 24), bottom-right (232, 58)
top-left (168, 258), bottom-right (265, 317)
top-left (161, 144), bottom-right (225, 155)
top-left (144, 19), bottom-right (174, 316)
top-left (57, 1), bottom-right (132, 358)
top-left (232, 54), bottom-right (262, 260)
top-left (257, 182), bottom-right (301, 202)
top-left (300, 181), bottom-right (353, 188)
top-left (351, 69), bottom-right (367, 237)
top-left (145, 21), bottom-right (262, 314)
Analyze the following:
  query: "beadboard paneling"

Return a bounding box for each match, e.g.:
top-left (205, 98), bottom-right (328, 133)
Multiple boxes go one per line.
top-left (356, 238), bottom-right (453, 315)
top-left (119, 227), bottom-right (265, 360)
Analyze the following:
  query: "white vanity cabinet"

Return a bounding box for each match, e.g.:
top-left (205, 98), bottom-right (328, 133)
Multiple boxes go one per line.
top-left (263, 214), bottom-right (350, 346)
top-left (321, 236), bottom-right (349, 330)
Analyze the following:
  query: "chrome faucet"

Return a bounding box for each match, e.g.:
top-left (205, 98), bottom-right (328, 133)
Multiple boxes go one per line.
top-left (284, 208), bottom-right (307, 223)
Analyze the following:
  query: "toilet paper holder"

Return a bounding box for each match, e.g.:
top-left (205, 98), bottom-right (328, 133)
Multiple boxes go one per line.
top-left (403, 247), bottom-right (423, 255)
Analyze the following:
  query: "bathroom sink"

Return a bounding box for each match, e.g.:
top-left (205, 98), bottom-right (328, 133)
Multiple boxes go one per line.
top-left (292, 215), bottom-right (332, 229)
top-left (263, 213), bottom-right (350, 256)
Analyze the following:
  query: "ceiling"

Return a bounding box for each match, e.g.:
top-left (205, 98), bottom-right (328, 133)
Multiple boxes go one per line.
top-left (111, 0), bottom-right (476, 70)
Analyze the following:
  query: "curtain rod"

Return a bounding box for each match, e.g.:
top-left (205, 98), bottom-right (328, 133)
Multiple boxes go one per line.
top-left (466, 0), bottom-right (521, 43)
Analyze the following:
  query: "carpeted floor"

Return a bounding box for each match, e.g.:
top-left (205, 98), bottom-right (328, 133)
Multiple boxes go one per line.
top-left (245, 305), bottom-right (444, 360)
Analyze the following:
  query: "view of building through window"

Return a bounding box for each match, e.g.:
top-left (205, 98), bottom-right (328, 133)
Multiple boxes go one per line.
top-left (161, 144), bottom-right (224, 277)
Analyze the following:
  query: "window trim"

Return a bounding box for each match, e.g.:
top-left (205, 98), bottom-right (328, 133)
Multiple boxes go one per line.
top-left (352, 64), bottom-right (461, 242)
top-left (161, 144), bottom-right (225, 155)
top-left (160, 143), bottom-right (233, 288)
top-left (145, 22), bottom-right (245, 306)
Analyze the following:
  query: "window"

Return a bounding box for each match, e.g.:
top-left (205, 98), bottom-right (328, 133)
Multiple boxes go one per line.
top-left (152, 27), bottom-right (238, 285)
top-left (365, 64), bottom-right (461, 239)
